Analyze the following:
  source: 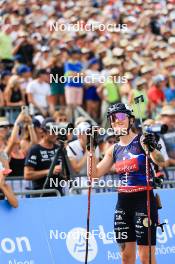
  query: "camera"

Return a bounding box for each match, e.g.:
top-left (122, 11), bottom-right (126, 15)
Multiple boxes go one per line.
top-left (49, 122), bottom-right (74, 141)
top-left (143, 124), bottom-right (168, 135)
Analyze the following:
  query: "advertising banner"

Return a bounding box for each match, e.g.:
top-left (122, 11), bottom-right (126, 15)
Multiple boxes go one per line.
top-left (0, 189), bottom-right (174, 264)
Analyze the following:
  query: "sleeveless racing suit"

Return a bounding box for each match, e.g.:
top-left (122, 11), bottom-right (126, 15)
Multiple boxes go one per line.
top-left (113, 134), bottom-right (158, 245)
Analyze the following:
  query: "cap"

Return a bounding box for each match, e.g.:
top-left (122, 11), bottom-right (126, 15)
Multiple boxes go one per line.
top-left (168, 37), bottom-right (175, 45)
top-left (102, 57), bottom-right (113, 66)
top-left (18, 31), bottom-right (28, 37)
top-left (160, 105), bottom-right (175, 116)
top-left (75, 117), bottom-right (89, 126)
top-left (0, 70), bottom-right (11, 79)
top-left (41, 46), bottom-right (50, 52)
top-left (170, 71), bottom-right (175, 78)
top-left (17, 64), bottom-right (31, 75)
top-left (0, 117), bottom-right (10, 127)
top-left (152, 74), bottom-right (165, 84)
top-left (88, 57), bottom-right (99, 66)
top-left (32, 115), bottom-right (44, 127)
top-left (125, 72), bottom-right (134, 80)
top-left (109, 68), bottom-right (119, 75)
top-left (41, 118), bottom-right (55, 131)
top-left (112, 47), bottom-right (124, 57)
top-left (76, 121), bottom-right (91, 134)
top-left (141, 65), bottom-right (154, 74)
top-left (136, 78), bottom-right (147, 86)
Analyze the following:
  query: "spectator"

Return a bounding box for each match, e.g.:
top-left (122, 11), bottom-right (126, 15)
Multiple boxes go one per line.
top-left (99, 68), bottom-right (121, 125)
top-left (159, 105), bottom-right (175, 159)
top-left (64, 48), bottom-right (83, 111)
top-left (49, 51), bottom-right (65, 107)
top-left (0, 25), bottom-right (13, 61)
top-left (24, 118), bottom-right (65, 196)
top-left (66, 121), bottom-right (99, 193)
top-left (4, 75), bottom-right (24, 107)
top-left (5, 110), bottom-right (37, 177)
top-left (164, 71), bottom-right (175, 106)
top-left (17, 64), bottom-right (32, 96)
top-left (27, 69), bottom-right (52, 116)
top-left (84, 58), bottom-right (101, 121)
top-left (4, 75), bottom-right (25, 123)
top-left (12, 31), bottom-right (34, 69)
top-left (129, 78), bottom-right (149, 126)
top-left (148, 74), bottom-right (166, 115)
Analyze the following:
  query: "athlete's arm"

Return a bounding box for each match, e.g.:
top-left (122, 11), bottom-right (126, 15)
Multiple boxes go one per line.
top-left (149, 149), bottom-right (165, 167)
top-left (87, 145), bottom-right (114, 179)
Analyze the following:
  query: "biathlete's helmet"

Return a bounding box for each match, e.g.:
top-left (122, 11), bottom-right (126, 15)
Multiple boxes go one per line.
top-left (107, 103), bottom-right (135, 119)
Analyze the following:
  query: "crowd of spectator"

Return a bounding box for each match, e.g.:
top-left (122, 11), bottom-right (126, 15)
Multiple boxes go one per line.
top-left (0, 0), bottom-right (175, 201)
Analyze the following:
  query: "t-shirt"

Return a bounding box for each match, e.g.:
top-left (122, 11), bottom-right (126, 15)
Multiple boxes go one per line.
top-left (148, 86), bottom-right (165, 105)
top-left (132, 89), bottom-right (148, 119)
top-left (103, 79), bottom-right (120, 103)
top-left (0, 32), bottom-right (13, 59)
top-left (15, 43), bottom-right (34, 65)
top-left (26, 80), bottom-right (51, 108)
top-left (64, 60), bottom-right (83, 88)
top-left (66, 139), bottom-right (99, 176)
top-left (164, 87), bottom-right (175, 103)
top-left (25, 144), bottom-right (62, 190)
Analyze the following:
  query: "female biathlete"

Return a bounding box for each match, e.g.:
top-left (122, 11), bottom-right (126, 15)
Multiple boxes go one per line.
top-left (87, 103), bottom-right (164, 264)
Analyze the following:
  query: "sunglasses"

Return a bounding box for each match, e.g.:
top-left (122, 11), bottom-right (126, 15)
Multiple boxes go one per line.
top-left (110, 113), bottom-right (128, 123)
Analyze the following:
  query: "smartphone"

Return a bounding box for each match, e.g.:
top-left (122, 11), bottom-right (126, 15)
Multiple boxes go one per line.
top-left (21, 106), bottom-right (29, 116)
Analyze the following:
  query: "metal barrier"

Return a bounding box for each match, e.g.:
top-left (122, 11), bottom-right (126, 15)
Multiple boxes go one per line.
top-left (0, 189), bottom-right (60, 198)
top-left (6, 176), bottom-right (32, 194)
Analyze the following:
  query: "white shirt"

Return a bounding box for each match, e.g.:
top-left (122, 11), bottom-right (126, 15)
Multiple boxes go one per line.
top-left (67, 139), bottom-right (99, 176)
top-left (26, 79), bottom-right (51, 108)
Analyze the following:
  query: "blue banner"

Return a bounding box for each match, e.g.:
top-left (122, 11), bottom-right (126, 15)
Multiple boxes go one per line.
top-left (0, 189), bottom-right (175, 264)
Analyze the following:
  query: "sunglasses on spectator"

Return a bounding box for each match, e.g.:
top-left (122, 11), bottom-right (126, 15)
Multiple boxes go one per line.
top-left (110, 113), bottom-right (128, 123)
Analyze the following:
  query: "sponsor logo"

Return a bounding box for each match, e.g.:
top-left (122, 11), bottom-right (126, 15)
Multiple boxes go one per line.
top-left (66, 228), bottom-right (98, 262)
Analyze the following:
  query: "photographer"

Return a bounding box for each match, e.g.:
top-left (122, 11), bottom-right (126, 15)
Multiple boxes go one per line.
top-left (143, 118), bottom-right (175, 168)
top-left (66, 121), bottom-right (99, 193)
top-left (24, 118), bottom-right (65, 196)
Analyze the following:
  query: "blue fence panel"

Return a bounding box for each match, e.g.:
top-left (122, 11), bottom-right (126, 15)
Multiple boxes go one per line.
top-left (0, 189), bottom-right (174, 264)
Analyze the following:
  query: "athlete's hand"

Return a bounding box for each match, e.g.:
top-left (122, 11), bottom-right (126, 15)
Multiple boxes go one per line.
top-left (143, 133), bottom-right (158, 152)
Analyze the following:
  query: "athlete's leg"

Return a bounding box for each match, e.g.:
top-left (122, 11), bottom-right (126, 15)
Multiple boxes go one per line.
top-left (119, 242), bottom-right (136, 264)
top-left (138, 245), bottom-right (156, 264)
top-left (114, 207), bottom-right (137, 264)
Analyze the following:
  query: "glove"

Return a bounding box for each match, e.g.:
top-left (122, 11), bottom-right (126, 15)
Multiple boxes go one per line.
top-left (143, 133), bottom-right (158, 152)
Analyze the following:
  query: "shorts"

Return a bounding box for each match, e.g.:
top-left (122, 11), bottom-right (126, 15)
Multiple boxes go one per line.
top-left (65, 87), bottom-right (83, 105)
top-left (50, 83), bottom-right (65, 95)
top-left (114, 191), bottom-right (158, 246)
